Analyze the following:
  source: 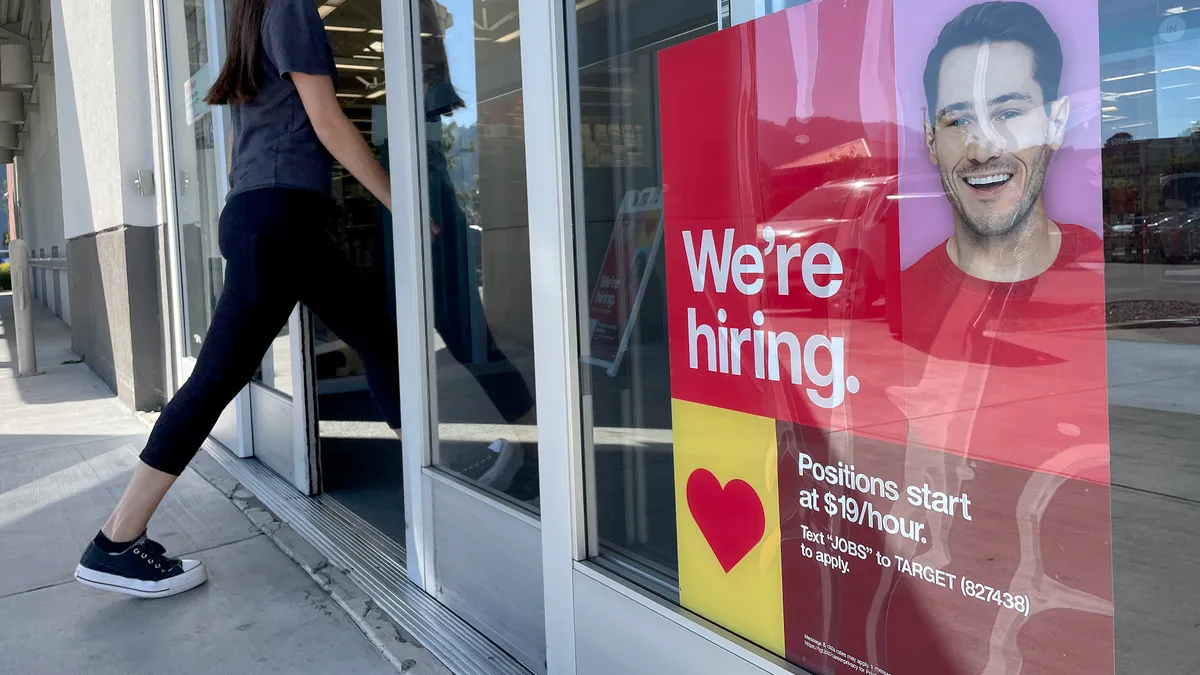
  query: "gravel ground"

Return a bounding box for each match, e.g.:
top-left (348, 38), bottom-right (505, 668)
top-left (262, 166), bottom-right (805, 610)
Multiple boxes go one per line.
top-left (1107, 300), bottom-right (1200, 325)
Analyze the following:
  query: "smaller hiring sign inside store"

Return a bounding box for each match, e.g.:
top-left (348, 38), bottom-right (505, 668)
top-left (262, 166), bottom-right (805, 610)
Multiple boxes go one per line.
top-left (659, 0), bottom-right (1114, 673)
top-left (584, 188), bottom-right (665, 375)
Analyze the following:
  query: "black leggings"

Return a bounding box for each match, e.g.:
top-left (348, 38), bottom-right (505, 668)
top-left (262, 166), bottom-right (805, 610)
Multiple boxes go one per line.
top-left (141, 188), bottom-right (401, 476)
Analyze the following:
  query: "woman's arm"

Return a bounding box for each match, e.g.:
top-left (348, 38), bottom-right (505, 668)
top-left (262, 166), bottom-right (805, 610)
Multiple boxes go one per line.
top-left (292, 72), bottom-right (392, 211)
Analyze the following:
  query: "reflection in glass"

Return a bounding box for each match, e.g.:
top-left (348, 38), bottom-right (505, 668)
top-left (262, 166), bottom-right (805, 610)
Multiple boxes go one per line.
top-left (418, 0), bottom-right (540, 511)
top-left (166, 0), bottom-right (225, 357)
top-left (1099, 2), bottom-right (1200, 668)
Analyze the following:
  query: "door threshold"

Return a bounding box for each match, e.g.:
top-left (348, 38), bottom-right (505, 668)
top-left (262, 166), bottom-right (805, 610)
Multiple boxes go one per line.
top-left (202, 439), bottom-right (531, 675)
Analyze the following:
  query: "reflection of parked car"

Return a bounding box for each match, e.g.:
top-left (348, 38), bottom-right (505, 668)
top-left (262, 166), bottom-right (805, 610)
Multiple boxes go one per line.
top-left (1157, 209), bottom-right (1200, 263)
top-left (765, 176), bottom-right (901, 318)
top-left (1105, 216), bottom-right (1158, 262)
top-left (1106, 172), bottom-right (1200, 264)
top-left (1154, 172), bottom-right (1200, 263)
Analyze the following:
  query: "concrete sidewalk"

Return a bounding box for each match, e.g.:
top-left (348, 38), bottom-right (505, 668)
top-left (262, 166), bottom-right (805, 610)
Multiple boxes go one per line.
top-left (0, 293), bottom-right (446, 675)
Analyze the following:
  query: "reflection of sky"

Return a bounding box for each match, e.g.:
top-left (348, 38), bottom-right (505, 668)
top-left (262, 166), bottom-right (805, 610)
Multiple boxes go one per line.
top-left (439, 0), bottom-right (480, 127)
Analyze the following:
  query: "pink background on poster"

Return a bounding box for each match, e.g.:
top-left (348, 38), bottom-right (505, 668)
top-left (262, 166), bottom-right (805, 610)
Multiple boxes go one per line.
top-left (894, 0), bottom-right (1103, 268)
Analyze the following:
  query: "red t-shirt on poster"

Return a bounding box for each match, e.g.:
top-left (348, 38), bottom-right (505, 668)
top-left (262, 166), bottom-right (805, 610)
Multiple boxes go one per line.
top-left (898, 222), bottom-right (1109, 485)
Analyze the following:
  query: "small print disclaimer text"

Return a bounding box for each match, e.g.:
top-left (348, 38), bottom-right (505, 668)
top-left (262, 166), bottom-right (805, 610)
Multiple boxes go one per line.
top-left (803, 636), bottom-right (892, 675)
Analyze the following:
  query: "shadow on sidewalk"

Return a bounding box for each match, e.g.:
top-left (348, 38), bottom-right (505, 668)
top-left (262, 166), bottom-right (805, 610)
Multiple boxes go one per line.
top-left (0, 292), bottom-right (114, 406)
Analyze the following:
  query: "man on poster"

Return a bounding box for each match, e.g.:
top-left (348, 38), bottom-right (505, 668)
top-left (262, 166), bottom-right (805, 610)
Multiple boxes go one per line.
top-left (900, 1), bottom-right (1109, 473)
top-left (883, 5), bottom-right (1113, 672)
top-left (910, 1), bottom-right (1096, 290)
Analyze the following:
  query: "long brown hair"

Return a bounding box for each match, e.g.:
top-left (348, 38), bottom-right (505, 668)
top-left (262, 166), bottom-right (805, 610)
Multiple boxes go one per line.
top-left (205, 0), bottom-right (269, 105)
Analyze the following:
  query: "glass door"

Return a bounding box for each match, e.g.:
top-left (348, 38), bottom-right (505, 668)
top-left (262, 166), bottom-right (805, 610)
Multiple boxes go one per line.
top-left (161, 0), bottom-right (317, 491)
top-left (162, 0), bottom-right (244, 455)
top-left (302, 0), bottom-right (408, 540)
top-left (387, 0), bottom-right (546, 670)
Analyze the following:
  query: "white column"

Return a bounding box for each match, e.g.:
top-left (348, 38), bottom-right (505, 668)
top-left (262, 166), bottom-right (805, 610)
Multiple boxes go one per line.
top-left (10, 239), bottom-right (40, 377)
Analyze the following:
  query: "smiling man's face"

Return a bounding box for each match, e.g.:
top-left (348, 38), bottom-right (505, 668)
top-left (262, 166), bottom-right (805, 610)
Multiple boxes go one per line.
top-left (926, 40), bottom-right (1069, 238)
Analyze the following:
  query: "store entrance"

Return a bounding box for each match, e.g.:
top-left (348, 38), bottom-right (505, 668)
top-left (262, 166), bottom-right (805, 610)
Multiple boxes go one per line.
top-left (305, 0), bottom-right (407, 542)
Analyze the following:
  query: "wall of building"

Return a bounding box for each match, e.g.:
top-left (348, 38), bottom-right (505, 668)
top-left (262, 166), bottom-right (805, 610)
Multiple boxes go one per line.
top-left (19, 46), bottom-right (70, 325)
top-left (52, 0), bottom-right (157, 240)
top-left (48, 0), bottom-right (166, 410)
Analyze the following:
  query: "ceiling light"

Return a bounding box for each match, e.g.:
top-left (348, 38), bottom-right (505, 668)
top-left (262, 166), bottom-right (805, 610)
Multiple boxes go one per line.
top-left (353, 54), bottom-right (383, 60)
top-left (337, 93), bottom-right (365, 99)
top-left (369, 29), bottom-right (384, 35)
top-left (325, 25), bottom-right (367, 33)
top-left (366, 89), bottom-right (387, 100)
top-left (1102, 106), bottom-right (1118, 112)
top-left (369, 41), bottom-right (384, 52)
top-left (495, 29), bottom-right (520, 43)
top-left (1116, 88), bottom-right (1154, 98)
top-left (1167, 6), bottom-right (1187, 13)
top-left (336, 63), bottom-right (381, 72)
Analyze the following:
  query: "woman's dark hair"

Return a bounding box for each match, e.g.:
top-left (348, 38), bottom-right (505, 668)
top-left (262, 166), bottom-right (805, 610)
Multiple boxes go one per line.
top-left (923, 1), bottom-right (1063, 122)
top-left (420, 0), bottom-right (465, 119)
top-left (205, 0), bottom-right (269, 105)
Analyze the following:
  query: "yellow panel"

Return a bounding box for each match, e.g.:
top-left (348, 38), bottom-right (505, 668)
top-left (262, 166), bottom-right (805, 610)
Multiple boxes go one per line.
top-left (673, 399), bottom-right (785, 655)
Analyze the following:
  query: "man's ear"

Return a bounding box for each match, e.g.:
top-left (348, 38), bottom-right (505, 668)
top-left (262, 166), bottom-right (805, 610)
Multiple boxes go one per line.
top-left (1046, 96), bottom-right (1070, 149)
top-left (924, 118), bottom-right (938, 166)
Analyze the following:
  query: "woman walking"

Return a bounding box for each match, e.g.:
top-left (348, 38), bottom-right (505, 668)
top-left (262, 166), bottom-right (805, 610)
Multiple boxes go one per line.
top-left (74, 0), bottom-right (401, 598)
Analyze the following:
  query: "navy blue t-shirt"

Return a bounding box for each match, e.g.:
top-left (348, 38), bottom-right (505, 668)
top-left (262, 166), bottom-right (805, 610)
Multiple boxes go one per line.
top-left (228, 0), bottom-right (337, 198)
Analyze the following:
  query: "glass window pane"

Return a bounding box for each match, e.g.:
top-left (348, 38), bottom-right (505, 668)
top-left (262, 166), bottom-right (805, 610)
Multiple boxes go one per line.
top-left (572, 0), bottom-right (1200, 671)
top-left (419, 0), bottom-right (540, 511)
top-left (253, 323), bottom-right (294, 398)
top-left (165, 0), bottom-right (225, 357)
top-left (572, 0), bottom-right (717, 584)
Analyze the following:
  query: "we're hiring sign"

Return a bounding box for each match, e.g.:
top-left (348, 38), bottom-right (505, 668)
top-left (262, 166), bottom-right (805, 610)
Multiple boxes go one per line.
top-left (659, 0), bottom-right (1114, 673)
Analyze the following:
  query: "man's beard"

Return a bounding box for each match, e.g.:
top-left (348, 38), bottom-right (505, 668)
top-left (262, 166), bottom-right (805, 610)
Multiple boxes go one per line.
top-left (940, 146), bottom-right (1052, 239)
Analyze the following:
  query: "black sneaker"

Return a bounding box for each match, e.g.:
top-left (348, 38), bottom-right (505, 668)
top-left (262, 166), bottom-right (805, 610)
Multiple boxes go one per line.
top-left (75, 535), bottom-right (207, 599)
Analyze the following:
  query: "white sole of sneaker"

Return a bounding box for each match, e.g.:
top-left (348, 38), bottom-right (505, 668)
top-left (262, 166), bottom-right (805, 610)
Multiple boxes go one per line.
top-left (74, 562), bottom-right (208, 599)
top-left (481, 440), bottom-right (524, 489)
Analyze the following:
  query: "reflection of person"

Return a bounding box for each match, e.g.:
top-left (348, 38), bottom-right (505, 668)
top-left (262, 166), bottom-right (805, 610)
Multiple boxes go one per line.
top-left (76, 0), bottom-right (401, 598)
top-left (417, 0), bottom-right (538, 499)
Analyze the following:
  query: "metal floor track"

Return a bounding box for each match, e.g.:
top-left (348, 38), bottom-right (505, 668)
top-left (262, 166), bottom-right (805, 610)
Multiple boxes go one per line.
top-left (203, 441), bottom-right (531, 675)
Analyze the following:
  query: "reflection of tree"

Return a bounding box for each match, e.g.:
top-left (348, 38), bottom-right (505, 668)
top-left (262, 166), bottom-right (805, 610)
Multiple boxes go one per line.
top-left (441, 120), bottom-right (480, 228)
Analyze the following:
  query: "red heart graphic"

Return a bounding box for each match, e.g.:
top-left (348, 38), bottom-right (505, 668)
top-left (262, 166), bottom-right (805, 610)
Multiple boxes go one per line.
top-left (686, 469), bottom-right (766, 573)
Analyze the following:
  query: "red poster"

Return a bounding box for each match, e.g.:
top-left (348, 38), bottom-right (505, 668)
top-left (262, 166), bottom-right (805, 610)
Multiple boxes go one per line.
top-left (660, 1), bottom-right (1114, 673)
